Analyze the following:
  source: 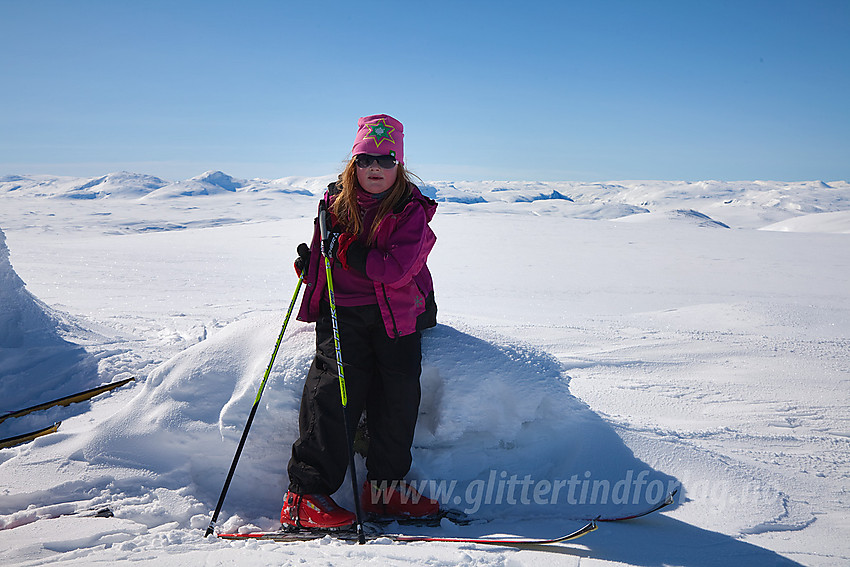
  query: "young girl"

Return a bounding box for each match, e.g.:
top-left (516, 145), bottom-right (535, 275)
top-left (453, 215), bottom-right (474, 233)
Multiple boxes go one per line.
top-left (282, 114), bottom-right (439, 529)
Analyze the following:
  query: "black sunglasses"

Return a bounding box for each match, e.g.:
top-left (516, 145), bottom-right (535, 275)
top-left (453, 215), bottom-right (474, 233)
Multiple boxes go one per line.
top-left (354, 154), bottom-right (398, 169)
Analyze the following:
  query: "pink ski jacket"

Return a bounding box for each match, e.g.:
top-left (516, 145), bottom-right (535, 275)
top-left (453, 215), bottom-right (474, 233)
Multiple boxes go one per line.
top-left (296, 182), bottom-right (438, 338)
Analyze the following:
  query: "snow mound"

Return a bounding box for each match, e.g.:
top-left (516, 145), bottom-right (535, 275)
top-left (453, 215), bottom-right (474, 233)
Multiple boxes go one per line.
top-left (0, 227), bottom-right (60, 349)
top-left (0, 227), bottom-right (98, 416)
top-left (615, 209), bottom-right (731, 228)
top-left (80, 314), bottom-right (314, 518)
top-left (73, 316), bottom-right (678, 526)
top-left (760, 210), bottom-right (850, 234)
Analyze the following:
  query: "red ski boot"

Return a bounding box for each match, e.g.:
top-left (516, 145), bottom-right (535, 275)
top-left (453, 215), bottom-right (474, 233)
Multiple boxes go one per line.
top-left (280, 492), bottom-right (355, 529)
top-left (361, 480), bottom-right (439, 518)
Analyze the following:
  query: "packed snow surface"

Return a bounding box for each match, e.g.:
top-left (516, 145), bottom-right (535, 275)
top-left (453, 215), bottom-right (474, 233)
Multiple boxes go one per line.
top-left (1, 172), bottom-right (848, 566)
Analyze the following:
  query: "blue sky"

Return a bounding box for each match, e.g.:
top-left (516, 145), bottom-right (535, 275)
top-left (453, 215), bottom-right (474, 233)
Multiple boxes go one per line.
top-left (2, 0), bottom-right (848, 182)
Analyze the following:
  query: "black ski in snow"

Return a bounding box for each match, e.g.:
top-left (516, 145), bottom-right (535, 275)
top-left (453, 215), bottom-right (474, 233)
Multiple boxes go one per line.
top-left (0, 422), bottom-right (61, 449)
top-left (0, 377), bottom-right (136, 425)
top-left (591, 489), bottom-right (678, 522)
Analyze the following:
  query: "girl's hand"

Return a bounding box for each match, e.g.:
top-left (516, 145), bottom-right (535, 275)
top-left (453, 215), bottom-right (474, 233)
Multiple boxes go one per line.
top-left (293, 243), bottom-right (310, 277)
top-left (323, 233), bottom-right (357, 271)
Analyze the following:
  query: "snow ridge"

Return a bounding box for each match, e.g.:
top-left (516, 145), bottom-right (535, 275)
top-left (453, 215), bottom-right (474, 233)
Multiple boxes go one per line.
top-left (4, 172), bottom-right (849, 231)
top-left (0, 227), bottom-right (99, 415)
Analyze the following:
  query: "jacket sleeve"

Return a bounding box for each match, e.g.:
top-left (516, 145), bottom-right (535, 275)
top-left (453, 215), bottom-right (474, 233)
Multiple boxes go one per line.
top-left (363, 203), bottom-right (436, 289)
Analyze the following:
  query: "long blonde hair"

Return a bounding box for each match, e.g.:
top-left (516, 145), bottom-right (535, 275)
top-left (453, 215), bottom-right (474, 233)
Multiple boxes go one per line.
top-left (331, 158), bottom-right (414, 245)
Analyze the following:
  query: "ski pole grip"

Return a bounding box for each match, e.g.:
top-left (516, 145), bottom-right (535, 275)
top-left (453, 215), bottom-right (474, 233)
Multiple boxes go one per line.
top-left (318, 207), bottom-right (329, 241)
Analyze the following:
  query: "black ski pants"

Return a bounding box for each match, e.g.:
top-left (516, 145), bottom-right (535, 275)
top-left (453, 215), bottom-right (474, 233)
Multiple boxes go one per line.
top-left (287, 302), bottom-right (422, 495)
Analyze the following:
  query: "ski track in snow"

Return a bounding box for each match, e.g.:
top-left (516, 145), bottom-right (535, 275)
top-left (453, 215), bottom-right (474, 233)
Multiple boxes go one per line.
top-left (1, 172), bottom-right (849, 566)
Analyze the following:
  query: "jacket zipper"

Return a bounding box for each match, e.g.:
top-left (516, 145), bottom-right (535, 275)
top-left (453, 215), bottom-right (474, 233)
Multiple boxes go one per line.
top-left (380, 283), bottom-right (400, 339)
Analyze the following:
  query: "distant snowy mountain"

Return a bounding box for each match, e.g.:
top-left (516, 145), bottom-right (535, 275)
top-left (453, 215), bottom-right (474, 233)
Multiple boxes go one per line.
top-left (2, 171), bottom-right (849, 232)
top-left (70, 171), bottom-right (171, 198)
top-left (0, 171), bottom-right (322, 200)
top-left (426, 179), bottom-right (850, 229)
top-left (142, 171), bottom-right (246, 198)
top-left (140, 171), bottom-right (324, 199)
top-left (0, 172), bottom-right (169, 199)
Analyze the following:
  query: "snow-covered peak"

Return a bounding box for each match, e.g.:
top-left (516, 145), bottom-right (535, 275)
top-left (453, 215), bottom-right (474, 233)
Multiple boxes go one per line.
top-left (142, 171), bottom-right (246, 199)
top-left (190, 170), bottom-right (244, 192)
top-left (0, 172), bottom-right (169, 199)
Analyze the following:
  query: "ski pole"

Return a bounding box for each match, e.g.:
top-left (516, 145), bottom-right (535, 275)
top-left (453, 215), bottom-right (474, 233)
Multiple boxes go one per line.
top-left (319, 206), bottom-right (366, 545)
top-left (204, 271), bottom-right (304, 537)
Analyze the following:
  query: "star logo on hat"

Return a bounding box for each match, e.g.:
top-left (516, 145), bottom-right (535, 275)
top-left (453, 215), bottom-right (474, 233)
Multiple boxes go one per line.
top-left (363, 118), bottom-right (395, 148)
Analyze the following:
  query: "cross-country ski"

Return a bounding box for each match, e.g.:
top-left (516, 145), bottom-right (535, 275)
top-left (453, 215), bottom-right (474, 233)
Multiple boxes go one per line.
top-left (216, 519), bottom-right (598, 546)
top-left (0, 377), bottom-right (136, 425)
top-left (0, 422), bottom-right (61, 449)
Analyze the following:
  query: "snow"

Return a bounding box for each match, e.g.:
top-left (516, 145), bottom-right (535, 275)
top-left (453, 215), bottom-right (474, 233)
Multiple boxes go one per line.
top-left (1, 173), bottom-right (848, 566)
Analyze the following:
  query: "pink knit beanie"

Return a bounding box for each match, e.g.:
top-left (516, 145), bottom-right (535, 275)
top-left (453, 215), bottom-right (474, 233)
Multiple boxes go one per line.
top-left (351, 114), bottom-right (404, 165)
